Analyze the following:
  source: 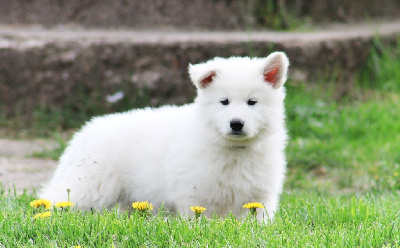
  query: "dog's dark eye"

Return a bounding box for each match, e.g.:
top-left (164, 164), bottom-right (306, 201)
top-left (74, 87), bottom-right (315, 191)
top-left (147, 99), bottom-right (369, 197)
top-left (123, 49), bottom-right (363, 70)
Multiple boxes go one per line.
top-left (247, 99), bottom-right (257, 106)
top-left (220, 98), bottom-right (229, 105)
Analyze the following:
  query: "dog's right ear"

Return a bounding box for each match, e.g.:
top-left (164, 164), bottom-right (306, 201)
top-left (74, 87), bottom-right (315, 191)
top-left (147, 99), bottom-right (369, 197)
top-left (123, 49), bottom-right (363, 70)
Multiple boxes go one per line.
top-left (189, 63), bottom-right (217, 89)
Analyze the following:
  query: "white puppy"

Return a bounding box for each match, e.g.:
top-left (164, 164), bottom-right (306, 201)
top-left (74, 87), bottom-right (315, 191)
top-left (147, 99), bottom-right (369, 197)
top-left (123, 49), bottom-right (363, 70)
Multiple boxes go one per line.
top-left (40, 52), bottom-right (289, 221)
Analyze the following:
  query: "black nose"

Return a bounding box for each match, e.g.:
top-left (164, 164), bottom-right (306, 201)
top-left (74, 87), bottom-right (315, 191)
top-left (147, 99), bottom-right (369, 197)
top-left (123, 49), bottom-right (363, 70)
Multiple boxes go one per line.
top-left (230, 119), bottom-right (244, 132)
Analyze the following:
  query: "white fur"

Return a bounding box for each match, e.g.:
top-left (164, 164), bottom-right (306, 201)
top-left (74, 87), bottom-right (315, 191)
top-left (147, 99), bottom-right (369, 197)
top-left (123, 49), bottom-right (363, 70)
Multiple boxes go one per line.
top-left (40, 52), bottom-right (289, 221)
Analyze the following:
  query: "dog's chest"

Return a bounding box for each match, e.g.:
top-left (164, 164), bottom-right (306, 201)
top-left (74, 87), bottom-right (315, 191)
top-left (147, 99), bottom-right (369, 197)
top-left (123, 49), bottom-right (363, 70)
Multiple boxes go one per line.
top-left (191, 151), bottom-right (267, 207)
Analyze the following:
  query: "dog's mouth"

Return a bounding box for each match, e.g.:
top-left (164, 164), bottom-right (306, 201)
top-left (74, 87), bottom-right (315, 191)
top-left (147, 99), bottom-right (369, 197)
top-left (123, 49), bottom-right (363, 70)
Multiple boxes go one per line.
top-left (227, 131), bottom-right (250, 140)
top-left (222, 131), bottom-right (255, 149)
top-left (231, 131), bottom-right (245, 136)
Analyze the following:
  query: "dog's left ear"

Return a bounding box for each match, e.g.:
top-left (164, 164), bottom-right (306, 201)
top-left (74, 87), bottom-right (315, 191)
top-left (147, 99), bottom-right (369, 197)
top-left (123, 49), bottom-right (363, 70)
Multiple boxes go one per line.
top-left (262, 52), bottom-right (289, 89)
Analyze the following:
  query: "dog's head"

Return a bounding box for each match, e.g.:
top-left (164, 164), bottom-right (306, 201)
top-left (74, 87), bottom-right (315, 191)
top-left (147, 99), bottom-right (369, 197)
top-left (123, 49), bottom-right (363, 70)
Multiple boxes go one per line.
top-left (189, 52), bottom-right (289, 146)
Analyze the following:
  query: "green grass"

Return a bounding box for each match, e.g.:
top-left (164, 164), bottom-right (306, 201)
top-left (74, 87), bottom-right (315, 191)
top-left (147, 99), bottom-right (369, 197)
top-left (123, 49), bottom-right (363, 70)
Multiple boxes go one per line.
top-left (1, 189), bottom-right (399, 247)
top-left (2, 41), bottom-right (400, 247)
top-left (285, 83), bottom-right (400, 192)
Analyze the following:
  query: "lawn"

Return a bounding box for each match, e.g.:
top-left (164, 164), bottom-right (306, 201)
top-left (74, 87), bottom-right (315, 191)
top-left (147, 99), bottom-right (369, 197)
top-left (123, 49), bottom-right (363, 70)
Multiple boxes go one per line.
top-left (1, 43), bottom-right (400, 247)
top-left (1, 189), bottom-right (399, 247)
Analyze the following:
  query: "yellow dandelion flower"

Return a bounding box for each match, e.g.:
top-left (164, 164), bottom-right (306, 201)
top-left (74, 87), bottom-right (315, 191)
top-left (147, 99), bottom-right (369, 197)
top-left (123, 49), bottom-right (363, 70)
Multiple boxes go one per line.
top-left (132, 201), bottom-right (153, 211)
top-left (190, 206), bottom-right (206, 214)
top-left (33, 211), bottom-right (52, 219)
top-left (243, 202), bottom-right (264, 217)
top-left (74, 246), bottom-right (81, 248)
top-left (55, 201), bottom-right (75, 208)
top-left (394, 172), bottom-right (399, 177)
top-left (242, 202), bottom-right (264, 209)
top-left (30, 199), bottom-right (52, 209)
top-left (190, 206), bottom-right (206, 219)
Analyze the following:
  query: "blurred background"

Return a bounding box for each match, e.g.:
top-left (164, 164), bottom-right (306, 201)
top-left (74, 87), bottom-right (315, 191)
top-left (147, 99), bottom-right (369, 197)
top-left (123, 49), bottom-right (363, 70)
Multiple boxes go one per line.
top-left (0, 0), bottom-right (399, 193)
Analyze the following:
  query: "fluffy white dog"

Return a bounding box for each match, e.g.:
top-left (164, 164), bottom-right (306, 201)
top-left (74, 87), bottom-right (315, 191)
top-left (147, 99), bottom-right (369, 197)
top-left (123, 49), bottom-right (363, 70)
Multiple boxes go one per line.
top-left (40, 52), bottom-right (289, 221)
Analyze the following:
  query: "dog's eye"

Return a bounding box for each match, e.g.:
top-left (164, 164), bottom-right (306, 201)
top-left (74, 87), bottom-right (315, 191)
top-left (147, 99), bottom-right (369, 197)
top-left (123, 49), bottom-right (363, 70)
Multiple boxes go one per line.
top-left (247, 99), bottom-right (257, 106)
top-left (220, 98), bottom-right (230, 105)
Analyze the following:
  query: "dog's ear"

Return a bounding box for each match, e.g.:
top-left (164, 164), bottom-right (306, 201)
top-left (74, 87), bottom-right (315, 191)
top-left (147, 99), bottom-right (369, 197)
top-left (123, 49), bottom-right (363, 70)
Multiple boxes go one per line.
top-left (262, 52), bottom-right (289, 89)
top-left (189, 63), bottom-right (217, 89)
